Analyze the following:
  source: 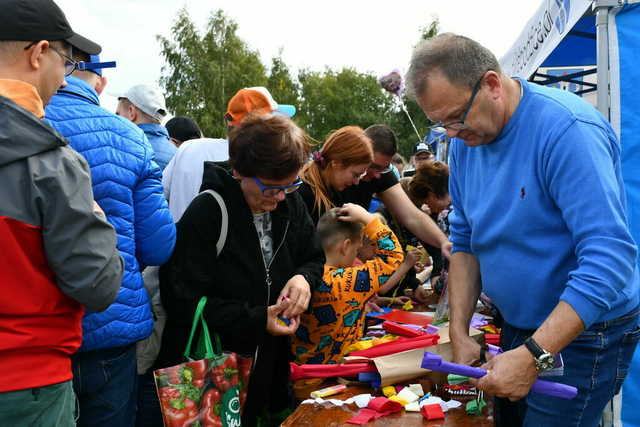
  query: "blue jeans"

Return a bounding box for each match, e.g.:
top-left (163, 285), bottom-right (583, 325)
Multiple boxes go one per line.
top-left (72, 344), bottom-right (138, 427)
top-left (495, 308), bottom-right (640, 427)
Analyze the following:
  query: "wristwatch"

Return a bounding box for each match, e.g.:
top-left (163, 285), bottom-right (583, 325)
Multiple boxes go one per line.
top-left (523, 337), bottom-right (555, 373)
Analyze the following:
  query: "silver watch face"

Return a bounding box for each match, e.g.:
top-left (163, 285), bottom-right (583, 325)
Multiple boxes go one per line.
top-left (536, 353), bottom-right (555, 372)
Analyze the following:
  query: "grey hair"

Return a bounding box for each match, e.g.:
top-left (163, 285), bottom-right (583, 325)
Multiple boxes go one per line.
top-left (405, 33), bottom-right (501, 100)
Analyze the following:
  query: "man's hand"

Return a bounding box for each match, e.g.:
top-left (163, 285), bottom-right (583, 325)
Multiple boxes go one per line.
top-left (451, 334), bottom-right (484, 366)
top-left (441, 241), bottom-right (453, 260)
top-left (473, 346), bottom-right (538, 401)
top-left (266, 298), bottom-right (300, 336)
top-left (337, 203), bottom-right (374, 226)
top-left (279, 274), bottom-right (311, 318)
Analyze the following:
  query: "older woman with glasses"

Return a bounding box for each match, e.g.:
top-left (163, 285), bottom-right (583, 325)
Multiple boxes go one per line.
top-left (299, 126), bottom-right (374, 224)
top-left (156, 114), bottom-right (324, 426)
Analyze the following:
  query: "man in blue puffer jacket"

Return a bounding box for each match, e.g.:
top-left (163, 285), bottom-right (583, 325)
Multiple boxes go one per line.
top-left (116, 84), bottom-right (176, 171)
top-left (45, 53), bottom-right (176, 427)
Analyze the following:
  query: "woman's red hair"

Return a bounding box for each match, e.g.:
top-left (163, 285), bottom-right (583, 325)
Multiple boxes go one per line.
top-left (302, 126), bottom-right (373, 216)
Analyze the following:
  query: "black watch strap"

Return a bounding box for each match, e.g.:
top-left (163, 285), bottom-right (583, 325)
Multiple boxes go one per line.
top-left (524, 337), bottom-right (545, 358)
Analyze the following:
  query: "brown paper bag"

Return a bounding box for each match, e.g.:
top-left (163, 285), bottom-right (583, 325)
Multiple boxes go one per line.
top-left (372, 326), bottom-right (482, 386)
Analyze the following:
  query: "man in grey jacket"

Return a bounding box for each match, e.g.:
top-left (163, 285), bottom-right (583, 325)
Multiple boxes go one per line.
top-left (0, 0), bottom-right (122, 425)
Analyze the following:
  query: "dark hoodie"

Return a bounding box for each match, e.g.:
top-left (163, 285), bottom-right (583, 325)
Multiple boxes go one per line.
top-left (157, 163), bottom-right (323, 424)
top-left (0, 83), bottom-right (122, 393)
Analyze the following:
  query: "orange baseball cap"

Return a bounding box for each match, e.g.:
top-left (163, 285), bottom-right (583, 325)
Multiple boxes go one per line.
top-left (225, 87), bottom-right (296, 126)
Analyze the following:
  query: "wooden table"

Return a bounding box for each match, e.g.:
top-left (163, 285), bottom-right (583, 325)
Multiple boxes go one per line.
top-left (283, 294), bottom-right (495, 426)
top-left (283, 382), bottom-right (493, 426)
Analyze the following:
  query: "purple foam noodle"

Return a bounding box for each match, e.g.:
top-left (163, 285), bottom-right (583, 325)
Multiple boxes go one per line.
top-left (487, 344), bottom-right (503, 355)
top-left (425, 324), bottom-right (440, 334)
top-left (421, 352), bottom-right (577, 400)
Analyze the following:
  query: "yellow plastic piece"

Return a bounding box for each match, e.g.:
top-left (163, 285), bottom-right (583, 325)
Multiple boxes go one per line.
top-left (389, 395), bottom-right (409, 406)
top-left (382, 386), bottom-right (397, 397)
top-left (344, 340), bottom-right (374, 354)
top-left (402, 300), bottom-right (414, 311)
top-left (371, 335), bottom-right (397, 346)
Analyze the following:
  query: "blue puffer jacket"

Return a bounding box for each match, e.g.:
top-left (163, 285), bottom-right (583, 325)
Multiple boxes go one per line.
top-left (45, 77), bottom-right (176, 351)
top-left (138, 123), bottom-right (176, 171)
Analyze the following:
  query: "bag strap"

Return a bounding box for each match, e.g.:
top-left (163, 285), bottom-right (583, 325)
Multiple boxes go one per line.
top-left (182, 190), bottom-right (227, 360)
top-left (183, 296), bottom-right (221, 360)
top-left (201, 189), bottom-right (228, 256)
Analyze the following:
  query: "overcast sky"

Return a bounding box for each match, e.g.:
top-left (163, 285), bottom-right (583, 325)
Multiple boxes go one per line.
top-left (55, 0), bottom-right (542, 111)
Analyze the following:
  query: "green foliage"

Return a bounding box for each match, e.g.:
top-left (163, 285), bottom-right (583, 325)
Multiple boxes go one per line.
top-left (296, 67), bottom-right (395, 143)
top-left (157, 9), bottom-right (440, 156)
top-left (267, 49), bottom-right (300, 108)
top-left (157, 9), bottom-right (267, 138)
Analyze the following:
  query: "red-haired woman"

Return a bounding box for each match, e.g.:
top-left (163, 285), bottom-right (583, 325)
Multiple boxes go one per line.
top-left (299, 126), bottom-right (374, 223)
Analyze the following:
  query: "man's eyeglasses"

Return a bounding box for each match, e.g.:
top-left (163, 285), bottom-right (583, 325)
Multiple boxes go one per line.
top-left (368, 163), bottom-right (392, 174)
top-left (252, 177), bottom-right (303, 197)
top-left (430, 72), bottom-right (486, 132)
top-left (24, 42), bottom-right (77, 76)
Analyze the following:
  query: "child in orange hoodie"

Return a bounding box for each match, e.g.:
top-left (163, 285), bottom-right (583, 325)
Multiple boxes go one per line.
top-left (292, 203), bottom-right (404, 364)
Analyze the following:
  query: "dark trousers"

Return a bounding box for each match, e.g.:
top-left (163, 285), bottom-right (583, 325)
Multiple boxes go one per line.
top-left (135, 372), bottom-right (163, 427)
top-left (72, 344), bottom-right (138, 427)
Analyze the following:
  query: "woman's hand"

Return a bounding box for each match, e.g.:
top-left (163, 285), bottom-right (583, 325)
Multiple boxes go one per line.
top-left (279, 274), bottom-right (311, 318)
top-left (266, 298), bottom-right (300, 336)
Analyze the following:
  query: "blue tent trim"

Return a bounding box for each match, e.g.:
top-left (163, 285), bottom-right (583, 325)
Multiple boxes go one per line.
top-left (618, 4), bottom-right (640, 426)
top-left (541, 15), bottom-right (597, 67)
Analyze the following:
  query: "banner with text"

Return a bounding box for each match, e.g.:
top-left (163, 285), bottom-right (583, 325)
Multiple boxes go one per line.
top-left (500, 0), bottom-right (592, 78)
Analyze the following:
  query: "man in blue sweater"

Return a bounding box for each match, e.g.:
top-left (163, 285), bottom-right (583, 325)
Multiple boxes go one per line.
top-left (406, 33), bottom-right (640, 426)
top-left (45, 53), bottom-right (176, 427)
top-left (116, 84), bottom-right (176, 171)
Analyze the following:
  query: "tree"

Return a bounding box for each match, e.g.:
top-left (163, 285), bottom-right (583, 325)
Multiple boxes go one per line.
top-left (157, 9), bottom-right (267, 138)
top-left (267, 49), bottom-right (300, 108)
top-left (297, 67), bottom-right (396, 143)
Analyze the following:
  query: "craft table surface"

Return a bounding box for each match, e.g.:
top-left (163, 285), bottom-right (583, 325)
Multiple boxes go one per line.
top-left (285, 296), bottom-right (495, 426)
top-left (282, 382), bottom-right (493, 426)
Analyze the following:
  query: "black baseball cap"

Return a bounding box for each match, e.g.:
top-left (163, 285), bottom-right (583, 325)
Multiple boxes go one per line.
top-left (166, 116), bottom-right (202, 143)
top-left (0, 0), bottom-right (101, 55)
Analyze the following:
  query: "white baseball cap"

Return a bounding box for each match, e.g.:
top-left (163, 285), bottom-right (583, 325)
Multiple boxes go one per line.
top-left (119, 84), bottom-right (167, 121)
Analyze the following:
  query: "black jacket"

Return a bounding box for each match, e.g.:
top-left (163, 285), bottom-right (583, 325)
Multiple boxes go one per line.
top-left (157, 163), bottom-right (323, 424)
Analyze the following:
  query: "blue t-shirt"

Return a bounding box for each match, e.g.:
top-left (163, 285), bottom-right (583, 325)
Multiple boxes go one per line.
top-left (449, 77), bottom-right (639, 329)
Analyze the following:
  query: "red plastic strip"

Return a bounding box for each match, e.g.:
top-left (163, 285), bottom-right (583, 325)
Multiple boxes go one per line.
top-left (349, 334), bottom-right (440, 359)
top-left (289, 362), bottom-right (377, 381)
top-left (371, 309), bottom-right (433, 326)
top-left (382, 320), bottom-right (427, 337)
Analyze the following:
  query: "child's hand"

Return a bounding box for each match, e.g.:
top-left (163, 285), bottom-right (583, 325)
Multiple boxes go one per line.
top-left (365, 300), bottom-right (383, 314)
top-left (403, 249), bottom-right (421, 268)
top-left (337, 203), bottom-right (374, 225)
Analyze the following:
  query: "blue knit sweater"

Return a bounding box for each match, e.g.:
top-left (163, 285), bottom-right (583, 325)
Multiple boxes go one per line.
top-left (449, 77), bottom-right (639, 329)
